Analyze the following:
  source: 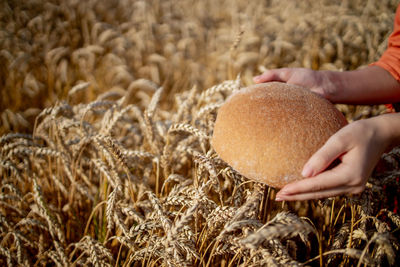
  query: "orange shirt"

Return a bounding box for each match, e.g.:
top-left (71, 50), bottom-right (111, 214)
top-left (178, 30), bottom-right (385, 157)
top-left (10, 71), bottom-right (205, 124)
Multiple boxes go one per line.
top-left (371, 4), bottom-right (400, 111)
top-left (372, 4), bottom-right (400, 81)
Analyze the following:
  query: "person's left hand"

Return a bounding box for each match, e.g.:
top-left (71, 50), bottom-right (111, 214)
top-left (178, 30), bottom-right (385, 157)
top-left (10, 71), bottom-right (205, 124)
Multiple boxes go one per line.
top-left (275, 115), bottom-right (395, 201)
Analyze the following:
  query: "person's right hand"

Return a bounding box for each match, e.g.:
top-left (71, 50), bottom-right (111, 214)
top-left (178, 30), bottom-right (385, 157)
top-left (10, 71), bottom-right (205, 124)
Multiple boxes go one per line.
top-left (274, 114), bottom-right (399, 201)
top-left (253, 68), bottom-right (336, 101)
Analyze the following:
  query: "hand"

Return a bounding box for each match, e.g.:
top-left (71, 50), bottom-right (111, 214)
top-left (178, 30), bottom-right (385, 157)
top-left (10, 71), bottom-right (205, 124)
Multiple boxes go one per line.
top-left (275, 115), bottom-right (397, 201)
top-left (254, 66), bottom-right (400, 105)
top-left (254, 68), bottom-right (336, 100)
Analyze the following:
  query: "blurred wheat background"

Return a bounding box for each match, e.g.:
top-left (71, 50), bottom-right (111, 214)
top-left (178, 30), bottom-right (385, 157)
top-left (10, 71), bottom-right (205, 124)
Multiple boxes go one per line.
top-left (1, 0), bottom-right (400, 266)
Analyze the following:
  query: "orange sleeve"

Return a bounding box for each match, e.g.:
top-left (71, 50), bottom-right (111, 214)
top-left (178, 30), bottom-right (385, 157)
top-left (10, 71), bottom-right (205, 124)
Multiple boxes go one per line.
top-left (371, 4), bottom-right (400, 81)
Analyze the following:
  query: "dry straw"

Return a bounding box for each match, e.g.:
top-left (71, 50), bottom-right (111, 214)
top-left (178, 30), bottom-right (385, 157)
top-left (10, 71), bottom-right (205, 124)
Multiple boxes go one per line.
top-left (1, 0), bottom-right (400, 266)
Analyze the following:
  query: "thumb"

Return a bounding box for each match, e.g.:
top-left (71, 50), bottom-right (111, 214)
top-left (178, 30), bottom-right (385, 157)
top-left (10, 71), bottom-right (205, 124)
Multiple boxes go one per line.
top-left (302, 134), bottom-right (348, 177)
top-left (253, 68), bottom-right (290, 83)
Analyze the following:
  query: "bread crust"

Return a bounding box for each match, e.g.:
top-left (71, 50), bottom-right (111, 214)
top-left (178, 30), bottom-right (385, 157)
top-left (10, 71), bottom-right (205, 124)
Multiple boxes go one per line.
top-left (211, 82), bottom-right (348, 188)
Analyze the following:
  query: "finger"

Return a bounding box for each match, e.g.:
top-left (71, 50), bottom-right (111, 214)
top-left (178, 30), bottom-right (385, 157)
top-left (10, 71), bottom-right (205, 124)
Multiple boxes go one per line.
top-left (276, 166), bottom-right (347, 198)
top-left (302, 133), bottom-right (348, 177)
top-left (253, 69), bottom-right (289, 83)
top-left (275, 185), bottom-right (352, 201)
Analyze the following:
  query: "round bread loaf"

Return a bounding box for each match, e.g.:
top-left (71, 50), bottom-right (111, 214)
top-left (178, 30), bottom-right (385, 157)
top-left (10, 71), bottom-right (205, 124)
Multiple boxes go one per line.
top-left (211, 82), bottom-right (348, 188)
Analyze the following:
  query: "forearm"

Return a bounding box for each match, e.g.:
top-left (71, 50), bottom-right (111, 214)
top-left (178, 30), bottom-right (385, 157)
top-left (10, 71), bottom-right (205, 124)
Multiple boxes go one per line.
top-left (324, 66), bottom-right (400, 104)
top-left (377, 112), bottom-right (400, 151)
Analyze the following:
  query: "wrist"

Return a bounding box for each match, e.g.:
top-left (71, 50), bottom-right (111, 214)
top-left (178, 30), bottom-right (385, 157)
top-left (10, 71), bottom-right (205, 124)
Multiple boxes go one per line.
top-left (385, 113), bottom-right (400, 149)
top-left (319, 70), bottom-right (344, 103)
top-left (374, 113), bottom-right (400, 151)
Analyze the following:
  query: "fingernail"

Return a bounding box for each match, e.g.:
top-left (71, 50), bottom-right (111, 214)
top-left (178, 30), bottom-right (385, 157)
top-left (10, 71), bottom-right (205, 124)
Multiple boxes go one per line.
top-left (301, 164), bottom-right (313, 177)
top-left (253, 76), bottom-right (261, 82)
top-left (277, 189), bottom-right (287, 195)
top-left (275, 191), bottom-right (287, 201)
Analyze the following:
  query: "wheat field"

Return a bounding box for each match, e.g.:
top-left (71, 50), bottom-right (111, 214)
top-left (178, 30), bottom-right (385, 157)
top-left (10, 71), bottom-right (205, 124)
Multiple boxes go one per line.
top-left (1, 0), bottom-right (400, 266)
